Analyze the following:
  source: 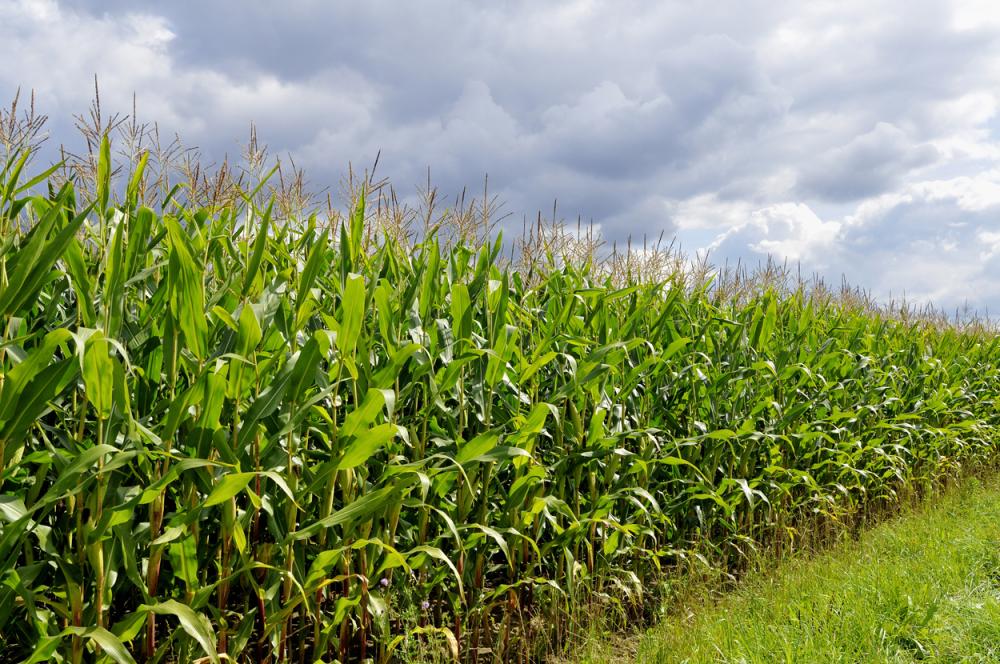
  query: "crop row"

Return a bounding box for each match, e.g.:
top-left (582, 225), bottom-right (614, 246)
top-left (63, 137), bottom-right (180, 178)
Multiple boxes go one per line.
top-left (1, 142), bottom-right (998, 662)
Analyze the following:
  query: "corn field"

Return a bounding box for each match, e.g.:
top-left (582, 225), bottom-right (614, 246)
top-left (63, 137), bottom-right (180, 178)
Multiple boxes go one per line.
top-left (1, 136), bottom-right (1000, 664)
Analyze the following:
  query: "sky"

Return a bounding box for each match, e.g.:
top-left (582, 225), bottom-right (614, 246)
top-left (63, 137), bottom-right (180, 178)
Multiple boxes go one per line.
top-left (3, 0), bottom-right (1000, 313)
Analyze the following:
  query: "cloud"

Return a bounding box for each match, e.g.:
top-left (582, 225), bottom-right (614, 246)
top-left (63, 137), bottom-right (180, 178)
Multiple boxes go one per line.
top-left (709, 203), bottom-right (841, 264)
top-left (4, 0), bottom-right (1000, 310)
top-left (797, 123), bottom-right (939, 201)
top-left (704, 171), bottom-right (1000, 311)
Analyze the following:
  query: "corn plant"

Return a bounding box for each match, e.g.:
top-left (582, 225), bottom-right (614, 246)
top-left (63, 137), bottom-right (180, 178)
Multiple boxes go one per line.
top-left (1, 138), bottom-right (999, 664)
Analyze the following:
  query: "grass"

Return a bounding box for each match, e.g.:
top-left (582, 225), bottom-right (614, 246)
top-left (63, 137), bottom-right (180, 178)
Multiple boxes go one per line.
top-left (3, 99), bottom-right (1000, 663)
top-left (576, 476), bottom-right (1000, 663)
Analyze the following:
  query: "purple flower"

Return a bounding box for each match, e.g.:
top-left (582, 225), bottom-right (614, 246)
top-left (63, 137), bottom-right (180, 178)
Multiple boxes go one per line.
top-left (421, 600), bottom-right (430, 610)
top-left (380, 577), bottom-right (389, 588)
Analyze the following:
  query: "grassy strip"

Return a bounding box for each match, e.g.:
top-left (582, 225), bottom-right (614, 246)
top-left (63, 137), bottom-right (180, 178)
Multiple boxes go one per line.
top-left (576, 475), bottom-right (1000, 663)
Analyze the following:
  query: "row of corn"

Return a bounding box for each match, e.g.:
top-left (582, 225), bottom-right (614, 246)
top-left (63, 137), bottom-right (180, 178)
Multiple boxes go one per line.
top-left (1, 141), bottom-right (998, 662)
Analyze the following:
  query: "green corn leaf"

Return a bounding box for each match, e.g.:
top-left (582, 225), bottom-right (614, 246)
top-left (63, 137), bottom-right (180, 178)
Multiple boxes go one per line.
top-left (140, 600), bottom-right (220, 664)
top-left (456, 430), bottom-right (500, 465)
top-left (0, 196), bottom-right (89, 317)
top-left (164, 215), bottom-right (208, 359)
top-left (296, 230), bottom-right (328, 326)
top-left (293, 485), bottom-right (402, 541)
top-left (241, 199), bottom-right (272, 295)
top-left (81, 331), bottom-right (115, 420)
top-left (450, 282), bottom-right (472, 341)
top-left (337, 272), bottom-right (366, 359)
top-left (0, 357), bottom-right (77, 444)
top-left (408, 545), bottom-right (464, 601)
top-left (42, 627), bottom-right (136, 664)
top-left (337, 423), bottom-right (401, 470)
top-left (203, 472), bottom-right (254, 507)
top-left (125, 150), bottom-right (150, 208)
top-left (341, 388), bottom-right (392, 439)
top-left (96, 133), bottom-right (111, 215)
top-left (62, 237), bottom-right (97, 327)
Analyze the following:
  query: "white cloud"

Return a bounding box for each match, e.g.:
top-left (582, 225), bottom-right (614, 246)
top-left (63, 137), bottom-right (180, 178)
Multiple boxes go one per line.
top-left (0, 0), bottom-right (378, 153)
top-left (702, 171), bottom-right (1000, 310)
top-left (710, 203), bottom-right (841, 263)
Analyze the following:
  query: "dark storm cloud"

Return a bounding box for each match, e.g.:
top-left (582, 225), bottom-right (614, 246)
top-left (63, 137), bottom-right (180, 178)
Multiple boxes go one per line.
top-left (797, 123), bottom-right (940, 202)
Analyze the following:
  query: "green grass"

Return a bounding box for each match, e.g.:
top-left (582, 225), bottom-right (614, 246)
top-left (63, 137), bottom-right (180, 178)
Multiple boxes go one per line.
top-left (578, 477), bottom-right (1000, 663)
